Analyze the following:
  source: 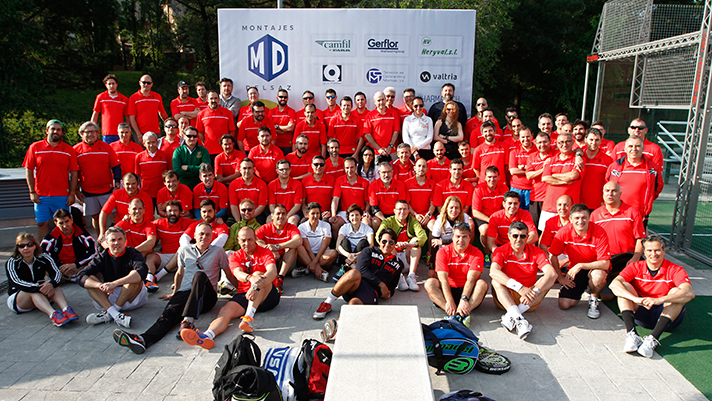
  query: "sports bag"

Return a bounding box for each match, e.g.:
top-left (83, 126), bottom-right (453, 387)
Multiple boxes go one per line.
top-left (221, 365), bottom-right (283, 401)
top-left (262, 339), bottom-right (333, 401)
top-left (263, 346), bottom-right (301, 401)
top-left (214, 334), bottom-right (262, 401)
top-left (422, 318), bottom-right (480, 374)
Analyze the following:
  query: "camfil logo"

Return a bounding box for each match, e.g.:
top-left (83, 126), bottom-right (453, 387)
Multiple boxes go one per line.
top-left (315, 40), bottom-right (351, 53)
top-left (248, 35), bottom-right (288, 82)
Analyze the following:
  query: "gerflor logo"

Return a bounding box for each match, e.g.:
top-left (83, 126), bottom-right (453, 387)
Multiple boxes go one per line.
top-left (248, 35), bottom-right (288, 82)
top-left (315, 39), bottom-right (351, 52)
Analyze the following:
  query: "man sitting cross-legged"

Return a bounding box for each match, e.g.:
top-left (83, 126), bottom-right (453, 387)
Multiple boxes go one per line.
top-left (610, 234), bottom-right (695, 358)
top-left (490, 221), bottom-right (558, 340)
top-left (181, 226), bottom-right (280, 348)
top-left (424, 222), bottom-right (488, 323)
top-left (112, 223), bottom-right (233, 353)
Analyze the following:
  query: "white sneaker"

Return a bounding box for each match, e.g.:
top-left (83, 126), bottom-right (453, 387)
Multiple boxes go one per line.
top-left (86, 311), bottom-right (113, 325)
top-left (501, 314), bottom-right (516, 332)
top-left (587, 296), bottom-right (600, 319)
top-left (114, 312), bottom-right (132, 329)
top-left (292, 266), bottom-right (309, 278)
top-left (623, 330), bottom-right (643, 353)
top-left (406, 274), bottom-right (419, 291)
top-left (637, 335), bottom-right (660, 358)
top-left (396, 274), bottom-right (408, 291)
top-left (515, 317), bottom-right (532, 340)
top-left (319, 271), bottom-right (329, 283)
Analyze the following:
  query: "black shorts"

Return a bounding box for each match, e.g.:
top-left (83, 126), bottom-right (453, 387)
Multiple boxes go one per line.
top-left (474, 218), bottom-right (488, 230)
top-left (558, 269), bottom-right (607, 300)
top-left (230, 285), bottom-right (281, 312)
top-left (343, 281), bottom-right (378, 305)
top-left (635, 304), bottom-right (685, 331)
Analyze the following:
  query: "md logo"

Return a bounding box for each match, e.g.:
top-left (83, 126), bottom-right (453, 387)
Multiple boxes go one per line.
top-left (366, 68), bottom-right (382, 84)
top-left (248, 35), bottom-right (288, 82)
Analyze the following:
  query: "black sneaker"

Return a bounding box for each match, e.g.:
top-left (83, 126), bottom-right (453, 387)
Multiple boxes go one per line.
top-left (176, 320), bottom-right (195, 340)
top-left (113, 329), bottom-right (146, 354)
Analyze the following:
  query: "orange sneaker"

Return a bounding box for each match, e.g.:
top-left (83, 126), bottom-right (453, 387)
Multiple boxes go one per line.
top-left (180, 327), bottom-right (214, 350)
top-left (239, 315), bottom-right (254, 333)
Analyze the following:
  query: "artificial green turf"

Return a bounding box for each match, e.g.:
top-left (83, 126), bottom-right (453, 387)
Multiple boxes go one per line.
top-left (604, 296), bottom-right (712, 400)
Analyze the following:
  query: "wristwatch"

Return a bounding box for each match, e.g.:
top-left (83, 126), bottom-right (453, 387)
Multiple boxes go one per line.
top-left (275, 243), bottom-right (281, 250)
top-left (461, 295), bottom-right (469, 301)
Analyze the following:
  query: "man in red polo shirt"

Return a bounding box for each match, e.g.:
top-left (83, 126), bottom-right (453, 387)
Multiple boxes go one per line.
top-left (526, 132), bottom-right (556, 228)
top-left (540, 132), bottom-right (585, 230)
top-left (427, 142), bottom-right (450, 182)
top-left (509, 126), bottom-right (537, 210)
top-left (486, 191), bottom-right (538, 254)
top-left (197, 91), bottom-right (236, 157)
top-left (268, 160), bottom-right (304, 226)
top-left (539, 195), bottom-right (572, 258)
top-left (605, 135), bottom-right (664, 226)
top-left (127, 74), bottom-right (167, 141)
top-left (330, 157), bottom-right (371, 231)
top-left (114, 198), bottom-right (158, 292)
top-left (148, 200), bottom-right (194, 284)
top-left (91, 74), bottom-right (128, 143)
top-left (472, 121), bottom-right (507, 184)
top-left (295, 90), bottom-right (325, 123)
top-left (613, 118), bottom-right (664, 168)
top-left (256, 204), bottom-right (302, 293)
top-left (324, 139), bottom-right (345, 180)
top-left (471, 166), bottom-right (508, 248)
top-left (405, 158), bottom-right (436, 227)
top-left (571, 119), bottom-right (588, 150)
top-left (591, 121), bottom-right (615, 157)
top-left (157, 170), bottom-right (193, 218)
top-left (433, 159), bottom-right (474, 215)
top-left (329, 96), bottom-right (363, 158)
top-left (269, 89), bottom-right (297, 155)
top-left (214, 134), bottom-right (246, 185)
top-left (238, 100), bottom-right (275, 153)
top-left (302, 155), bottom-right (335, 220)
top-left (322, 89), bottom-right (341, 130)
top-left (581, 128), bottom-right (613, 210)
top-left (170, 81), bottom-right (200, 126)
top-left (610, 234), bottom-right (694, 358)
top-left (490, 221), bottom-right (558, 340)
top-left (293, 103), bottom-right (327, 157)
top-left (74, 121), bottom-right (121, 234)
top-left (238, 87), bottom-right (261, 122)
top-left (193, 164), bottom-right (229, 220)
top-left (248, 127), bottom-right (284, 185)
top-left (135, 132), bottom-right (171, 200)
top-left (285, 134), bottom-right (314, 180)
top-left (99, 173), bottom-right (154, 240)
top-left (368, 161), bottom-right (406, 229)
top-left (158, 118), bottom-right (183, 158)
top-left (362, 92), bottom-right (400, 159)
top-left (181, 199), bottom-right (229, 248)
top-left (195, 81), bottom-right (209, 111)
top-left (391, 144), bottom-right (415, 183)
top-left (425, 223), bottom-right (488, 320)
top-left (111, 123), bottom-right (143, 175)
top-left (229, 158), bottom-right (269, 223)
top-left (548, 203), bottom-right (611, 319)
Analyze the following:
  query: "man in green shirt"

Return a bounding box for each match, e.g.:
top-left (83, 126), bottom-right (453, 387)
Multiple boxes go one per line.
top-left (225, 199), bottom-right (262, 252)
top-left (172, 126), bottom-right (210, 188)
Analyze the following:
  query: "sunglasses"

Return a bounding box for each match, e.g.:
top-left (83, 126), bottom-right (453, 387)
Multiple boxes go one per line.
top-left (446, 108), bottom-right (456, 112)
top-left (453, 222), bottom-right (471, 231)
top-left (185, 134), bottom-right (198, 139)
top-left (313, 163), bottom-right (325, 167)
top-left (380, 239), bottom-right (395, 246)
top-left (511, 234), bottom-right (527, 239)
top-left (165, 124), bottom-right (177, 128)
top-left (240, 208), bottom-right (254, 212)
top-left (141, 81), bottom-right (153, 85)
top-left (629, 125), bottom-right (647, 130)
top-left (303, 96), bottom-right (314, 100)
top-left (476, 102), bottom-right (486, 106)
top-left (385, 95), bottom-right (395, 98)
top-left (278, 96), bottom-right (288, 99)
top-left (506, 114), bottom-right (518, 119)
top-left (413, 104), bottom-right (424, 108)
top-left (17, 242), bottom-right (35, 249)
top-left (326, 95), bottom-right (336, 99)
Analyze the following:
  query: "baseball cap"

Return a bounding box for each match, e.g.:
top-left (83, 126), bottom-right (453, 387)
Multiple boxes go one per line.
top-left (177, 81), bottom-right (189, 88)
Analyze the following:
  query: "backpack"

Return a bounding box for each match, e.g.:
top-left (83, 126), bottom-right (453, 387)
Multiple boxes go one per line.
top-left (263, 346), bottom-right (301, 401)
top-left (213, 334), bottom-right (263, 401)
top-left (422, 318), bottom-right (481, 374)
top-left (262, 339), bottom-right (333, 401)
top-left (220, 365), bottom-right (283, 401)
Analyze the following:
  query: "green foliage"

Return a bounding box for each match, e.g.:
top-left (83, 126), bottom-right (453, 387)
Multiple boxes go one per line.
top-left (1, 112), bottom-right (82, 168)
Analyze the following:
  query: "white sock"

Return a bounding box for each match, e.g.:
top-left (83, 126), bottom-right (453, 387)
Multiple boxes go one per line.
top-left (106, 305), bottom-right (120, 319)
top-left (146, 273), bottom-right (155, 282)
top-left (408, 271), bottom-right (416, 278)
top-left (62, 306), bottom-right (69, 312)
top-left (325, 292), bottom-right (338, 304)
top-left (204, 330), bottom-right (215, 340)
top-left (183, 317), bottom-right (194, 324)
top-left (518, 304), bottom-right (530, 314)
top-left (506, 305), bottom-right (522, 319)
top-left (246, 305), bottom-right (256, 319)
top-left (155, 268), bottom-right (168, 281)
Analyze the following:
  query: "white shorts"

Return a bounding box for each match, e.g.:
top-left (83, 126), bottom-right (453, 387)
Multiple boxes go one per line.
top-left (158, 253), bottom-right (173, 269)
top-left (538, 210), bottom-right (557, 231)
top-left (92, 284), bottom-right (148, 312)
top-left (83, 194), bottom-right (111, 216)
top-left (7, 292), bottom-right (34, 314)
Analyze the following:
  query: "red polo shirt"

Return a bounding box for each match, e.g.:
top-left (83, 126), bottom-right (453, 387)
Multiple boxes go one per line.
top-left (74, 140), bottom-right (120, 195)
top-left (590, 203), bottom-right (645, 255)
top-left (110, 141), bottom-right (143, 174)
top-left (580, 151), bottom-right (613, 209)
top-left (605, 156), bottom-right (663, 217)
top-left (193, 181), bottom-right (229, 211)
top-left (116, 218), bottom-right (156, 251)
top-left (600, 138), bottom-right (615, 158)
top-left (228, 177), bottom-right (269, 208)
top-left (542, 152), bottom-right (583, 212)
top-left (229, 245), bottom-right (276, 293)
top-left (302, 174), bottom-right (335, 211)
top-left (361, 109), bottom-right (399, 152)
top-left (492, 243), bottom-right (550, 287)
top-left (487, 209), bottom-right (537, 246)
top-left (285, 150), bottom-right (315, 179)
top-left (509, 146), bottom-right (537, 190)
top-left (328, 113), bottom-right (362, 154)
top-left (433, 178), bottom-right (474, 210)
top-left (196, 106), bottom-right (236, 154)
top-left (548, 222), bottom-right (611, 268)
top-left (391, 159), bottom-right (415, 183)
top-left (293, 120), bottom-right (327, 155)
top-left (268, 178), bottom-right (304, 210)
top-left (238, 114), bottom-right (276, 152)
top-left (255, 222), bottom-right (300, 256)
top-left (268, 105), bottom-right (297, 148)
top-left (613, 139), bottom-right (664, 169)
top-left (473, 142), bottom-right (507, 184)
top-left (325, 157), bottom-right (345, 179)
top-left (472, 182), bottom-right (509, 218)
top-left (426, 158), bottom-right (451, 183)
top-left (247, 145), bottom-right (284, 184)
top-left (540, 216), bottom-right (568, 247)
top-left (102, 189), bottom-right (154, 221)
top-left (184, 220), bottom-right (229, 241)
top-left (170, 96), bottom-right (200, 126)
top-left (158, 137), bottom-right (181, 159)
top-left (157, 184), bottom-right (193, 212)
top-left (435, 244), bottom-right (484, 288)
top-left (127, 90), bottom-right (166, 134)
top-left (295, 108), bottom-right (324, 123)
top-left (214, 150), bottom-right (246, 178)
top-left (153, 217), bottom-right (195, 254)
top-left (135, 149), bottom-right (171, 197)
top-left (368, 179), bottom-right (406, 215)
top-left (93, 91), bottom-right (128, 137)
top-left (404, 176), bottom-right (436, 215)
top-left (618, 259), bottom-right (690, 298)
top-left (526, 151), bottom-right (555, 202)
top-left (334, 175), bottom-right (370, 211)
top-left (322, 106), bottom-right (342, 131)
top-left (24, 140), bottom-right (79, 197)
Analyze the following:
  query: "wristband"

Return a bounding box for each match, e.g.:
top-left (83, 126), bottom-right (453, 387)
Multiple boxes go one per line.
top-left (245, 274), bottom-right (252, 283)
top-left (506, 278), bottom-right (523, 292)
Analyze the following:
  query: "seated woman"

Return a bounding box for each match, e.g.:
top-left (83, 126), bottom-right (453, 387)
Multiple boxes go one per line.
top-left (334, 204), bottom-right (375, 281)
top-left (429, 196), bottom-right (473, 274)
top-left (433, 101), bottom-right (464, 160)
top-left (357, 146), bottom-right (378, 182)
top-left (5, 233), bottom-right (79, 326)
top-left (296, 202), bottom-right (339, 282)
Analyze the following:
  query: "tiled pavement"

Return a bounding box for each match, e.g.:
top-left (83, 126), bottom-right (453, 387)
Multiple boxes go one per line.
top-left (0, 251), bottom-right (710, 401)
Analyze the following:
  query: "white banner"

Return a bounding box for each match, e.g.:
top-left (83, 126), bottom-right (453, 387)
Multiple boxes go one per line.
top-left (218, 8), bottom-right (476, 115)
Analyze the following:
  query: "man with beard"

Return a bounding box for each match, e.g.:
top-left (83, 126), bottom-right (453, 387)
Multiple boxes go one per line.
top-left (170, 81), bottom-right (200, 126)
top-left (285, 134), bottom-right (314, 180)
top-left (293, 103), bottom-right (327, 157)
top-left (428, 83), bottom-right (467, 126)
top-left (248, 127), bottom-right (284, 184)
top-left (269, 89), bottom-right (297, 155)
top-left (148, 200), bottom-right (194, 284)
top-left (180, 199), bottom-right (229, 249)
top-left (196, 91), bottom-right (236, 158)
top-left (218, 77), bottom-right (241, 123)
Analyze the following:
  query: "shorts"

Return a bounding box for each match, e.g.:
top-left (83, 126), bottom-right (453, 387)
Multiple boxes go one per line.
top-left (492, 287), bottom-right (543, 312)
top-left (103, 135), bottom-right (119, 144)
top-left (537, 210), bottom-right (557, 231)
top-left (230, 285), bottom-right (281, 311)
top-left (474, 218), bottom-right (488, 230)
top-left (157, 253), bottom-right (173, 269)
top-left (83, 194), bottom-right (112, 216)
top-left (634, 303), bottom-right (685, 331)
top-left (510, 188), bottom-right (531, 210)
top-left (343, 281), bottom-right (378, 305)
top-left (34, 196), bottom-right (68, 223)
top-left (91, 284), bottom-right (148, 311)
top-left (7, 292), bottom-right (34, 314)
top-left (558, 269), bottom-right (606, 300)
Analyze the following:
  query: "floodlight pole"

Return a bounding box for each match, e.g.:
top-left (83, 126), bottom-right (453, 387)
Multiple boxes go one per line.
top-left (277, 0), bottom-right (283, 8)
top-left (582, 63), bottom-right (590, 120)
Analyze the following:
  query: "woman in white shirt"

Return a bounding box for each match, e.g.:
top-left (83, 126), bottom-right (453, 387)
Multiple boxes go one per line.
top-left (402, 96), bottom-right (434, 160)
top-left (297, 203), bottom-right (338, 282)
top-left (334, 204), bottom-right (374, 280)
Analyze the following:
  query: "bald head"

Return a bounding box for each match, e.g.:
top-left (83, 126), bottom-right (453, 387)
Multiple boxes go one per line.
top-left (603, 180), bottom-right (622, 206)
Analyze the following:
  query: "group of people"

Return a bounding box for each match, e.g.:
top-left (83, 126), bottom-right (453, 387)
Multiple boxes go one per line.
top-left (6, 75), bottom-right (694, 359)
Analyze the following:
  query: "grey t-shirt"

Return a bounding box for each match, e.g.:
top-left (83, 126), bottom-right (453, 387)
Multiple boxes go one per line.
top-left (176, 244), bottom-right (229, 292)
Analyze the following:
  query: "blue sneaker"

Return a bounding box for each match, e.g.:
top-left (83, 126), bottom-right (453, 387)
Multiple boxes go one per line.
top-left (63, 306), bottom-right (79, 322)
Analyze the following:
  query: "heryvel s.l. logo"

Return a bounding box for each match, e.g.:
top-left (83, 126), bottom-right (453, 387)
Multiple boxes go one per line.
top-left (248, 35), bottom-right (288, 82)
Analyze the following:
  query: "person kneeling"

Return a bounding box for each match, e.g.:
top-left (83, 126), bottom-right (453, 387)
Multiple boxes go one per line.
top-left (181, 226), bottom-right (280, 349)
top-left (490, 222), bottom-right (558, 340)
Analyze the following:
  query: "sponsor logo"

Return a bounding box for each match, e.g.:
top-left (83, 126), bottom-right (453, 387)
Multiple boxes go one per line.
top-left (420, 71), bottom-right (431, 83)
top-left (241, 25), bottom-right (294, 31)
top-left (367, 38), bottom-right (406, 54)
top-left (422, 37), bottom-right (432, 46)
top-left (421, 48), bottom-right (458, 57)
top-left (315, 39), bottom-right (351, 53)
top-left (248, 35), bottom-right (288, 82)
top-left (418, 35), bottom-right (463, 58)
top-left (365, 67), bottom-right (407, 85)
top-left (420, 70), bottom-right (458, 83)
top-left (444, 357), bottom-right (476, 374)
top-left (323, 65), bottom-right (342, 82)
top-left (366, 68), bottom-right (382, 84)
